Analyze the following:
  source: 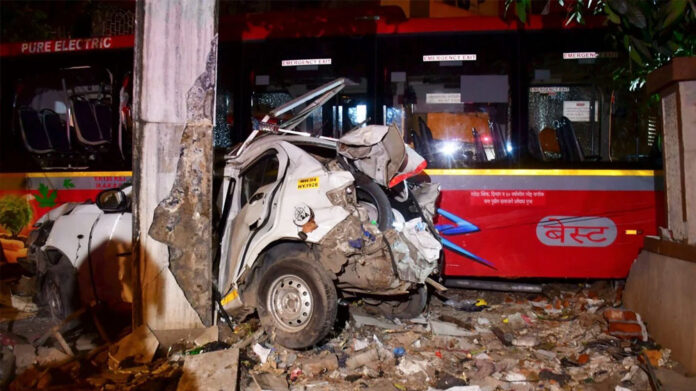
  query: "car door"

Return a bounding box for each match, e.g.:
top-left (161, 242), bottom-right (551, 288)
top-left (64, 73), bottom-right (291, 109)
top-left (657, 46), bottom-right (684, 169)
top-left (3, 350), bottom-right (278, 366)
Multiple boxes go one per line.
top-left (220, 148), bottom-right (288, 293)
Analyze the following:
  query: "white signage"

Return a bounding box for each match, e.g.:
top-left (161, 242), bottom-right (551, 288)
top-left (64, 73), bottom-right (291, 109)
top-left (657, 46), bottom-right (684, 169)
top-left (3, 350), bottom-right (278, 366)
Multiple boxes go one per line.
top-left (426, 93), bottom-right (461, 104)
top-left (530, 86), bottom-right (570, 93)
top-left (281, 58), bottom-right (332, 67)
top-left (563, 101), bottom-right (591, 122)
top-left (563, 51), bottom-right (618, 60)
top-left (423, 54), bottom-right (476, 62)
top-left (563, 52), bottom-right (598, 59)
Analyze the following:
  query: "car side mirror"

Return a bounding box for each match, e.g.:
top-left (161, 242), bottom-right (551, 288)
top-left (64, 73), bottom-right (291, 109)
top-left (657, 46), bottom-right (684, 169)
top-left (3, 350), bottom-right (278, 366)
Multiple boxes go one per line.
top-left (96, 189), bottom-right (128, 212)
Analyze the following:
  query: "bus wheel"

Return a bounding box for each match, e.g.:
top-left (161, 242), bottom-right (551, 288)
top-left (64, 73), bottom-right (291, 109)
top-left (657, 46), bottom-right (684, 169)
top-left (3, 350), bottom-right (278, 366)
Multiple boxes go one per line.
top-left (256, 250), bottom-right (337, 349)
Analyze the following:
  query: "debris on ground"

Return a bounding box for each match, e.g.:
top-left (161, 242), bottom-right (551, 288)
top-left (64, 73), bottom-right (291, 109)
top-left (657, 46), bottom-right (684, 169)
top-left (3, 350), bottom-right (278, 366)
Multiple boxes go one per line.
top-left (3, 279), bottom-right (695, 390)
top-left (177, 347), bottom-right (239, 391)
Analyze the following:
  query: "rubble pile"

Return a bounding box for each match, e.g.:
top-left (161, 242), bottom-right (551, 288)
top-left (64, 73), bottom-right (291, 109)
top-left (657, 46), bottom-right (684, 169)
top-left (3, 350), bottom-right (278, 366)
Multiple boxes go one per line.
top-left (2, 280), bottom-right (694, 390)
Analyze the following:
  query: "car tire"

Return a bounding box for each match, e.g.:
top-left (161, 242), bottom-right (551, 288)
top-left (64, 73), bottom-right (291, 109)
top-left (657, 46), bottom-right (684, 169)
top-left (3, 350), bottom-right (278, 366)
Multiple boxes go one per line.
top-left (373, 284), bottom-right (428, 320)
top-left (41, 258), bottom-right (79, 321)
top-left (354, 174), bottom-right (394, 231)
top-left (256, 250), bottom-right (337, 349)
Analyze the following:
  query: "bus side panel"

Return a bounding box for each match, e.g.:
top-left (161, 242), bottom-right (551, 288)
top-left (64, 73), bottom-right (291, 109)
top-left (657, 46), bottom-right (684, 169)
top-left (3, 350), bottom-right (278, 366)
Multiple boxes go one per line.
top-left (0, 173), bottom-right (131, 263)
top-left (436, 176), bottom-right (664, 279)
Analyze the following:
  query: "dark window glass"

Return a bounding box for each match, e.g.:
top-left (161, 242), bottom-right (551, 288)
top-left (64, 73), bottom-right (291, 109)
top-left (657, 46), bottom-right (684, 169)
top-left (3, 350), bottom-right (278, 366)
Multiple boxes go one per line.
top-left (241, 154), bottom-right (279, 207)
top-left (524, 31), bottom-right (661, 167)
top-left (380, 33), bottom-right (515, 169)
top-left (242, 37), bottom-right (374, 139)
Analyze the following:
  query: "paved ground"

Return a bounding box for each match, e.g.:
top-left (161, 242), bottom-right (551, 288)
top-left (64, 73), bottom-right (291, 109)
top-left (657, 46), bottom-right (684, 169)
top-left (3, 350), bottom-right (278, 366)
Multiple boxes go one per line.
top-left (1, 271), bottom-right (695, 390)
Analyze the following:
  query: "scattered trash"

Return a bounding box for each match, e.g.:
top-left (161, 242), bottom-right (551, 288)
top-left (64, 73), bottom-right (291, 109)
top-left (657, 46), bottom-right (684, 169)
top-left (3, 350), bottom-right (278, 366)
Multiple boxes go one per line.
top-left (352, 338), bottom-right (370, 351)
top-left (252, 343), bottom-right (273, 364)
top-left (443, 298), bottom-right (487, 312)
top-left (2, 280), bottom-right (686, 390)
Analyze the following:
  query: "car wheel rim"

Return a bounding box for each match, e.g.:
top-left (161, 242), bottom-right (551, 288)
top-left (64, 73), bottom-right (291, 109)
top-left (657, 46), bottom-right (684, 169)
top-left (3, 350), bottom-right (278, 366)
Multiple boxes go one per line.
top-left (267, 274), bottom-right (313, 332)
top-left (46, 281), bottom-right (63, 318)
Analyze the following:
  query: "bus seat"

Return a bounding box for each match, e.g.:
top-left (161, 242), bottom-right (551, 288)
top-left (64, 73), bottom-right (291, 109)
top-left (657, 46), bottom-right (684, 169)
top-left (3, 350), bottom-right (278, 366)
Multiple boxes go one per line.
top-left (489, 121), bottom-right (507, 159)
top-left (94, 103), bottom-right (112, 140)
top-left (41, 109), bottom-right (71, 154)
top-left (418, 117), bottom-right (434, 143)
top-left (415, 117), bottom-right (434, 158)
top-left (528, 128), bottom-right (544, 161)
top-left (72, 99), bottom-right (109, 146)
top-left (539, 127), bottom-right (561, 155)
top-left (18, 107), bottom-right (53, 154)
top-left (472, 128), bottom-right (488, 162)
top-left (555, 117), bottom-right (583, 162)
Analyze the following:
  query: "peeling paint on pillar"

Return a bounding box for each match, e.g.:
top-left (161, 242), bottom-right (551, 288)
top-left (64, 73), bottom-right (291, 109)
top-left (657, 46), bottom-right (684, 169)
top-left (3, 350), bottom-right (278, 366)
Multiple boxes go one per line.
top-left (148, 38), bottom-right (217, 326)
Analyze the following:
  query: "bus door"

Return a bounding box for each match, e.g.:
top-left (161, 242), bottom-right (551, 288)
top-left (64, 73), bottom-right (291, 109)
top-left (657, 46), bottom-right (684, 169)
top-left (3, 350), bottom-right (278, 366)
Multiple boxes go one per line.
top-left (242, 36), bottom-right (374, 138)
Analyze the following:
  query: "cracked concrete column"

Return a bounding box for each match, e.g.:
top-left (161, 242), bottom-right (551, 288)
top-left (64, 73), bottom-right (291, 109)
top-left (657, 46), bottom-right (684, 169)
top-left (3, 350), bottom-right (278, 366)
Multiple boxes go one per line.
top-left (132, 0), bottom-right (217, 329)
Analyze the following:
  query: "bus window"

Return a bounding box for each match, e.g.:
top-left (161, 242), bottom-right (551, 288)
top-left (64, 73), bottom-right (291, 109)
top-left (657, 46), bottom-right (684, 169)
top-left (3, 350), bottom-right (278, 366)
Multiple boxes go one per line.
top-left (525, 30), bottom-right (661, 167)
top-left (8, 65), bottom-right (122, 170)
top-left (380, 33), bottom-right (514, 169)
top-left (242, 37), bottom-right (373, 139)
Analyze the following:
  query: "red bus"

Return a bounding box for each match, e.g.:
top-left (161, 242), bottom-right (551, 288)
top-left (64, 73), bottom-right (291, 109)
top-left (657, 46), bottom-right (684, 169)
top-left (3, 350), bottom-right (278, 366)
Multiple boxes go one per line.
top-left (1, 6), bottom-right (662, 279)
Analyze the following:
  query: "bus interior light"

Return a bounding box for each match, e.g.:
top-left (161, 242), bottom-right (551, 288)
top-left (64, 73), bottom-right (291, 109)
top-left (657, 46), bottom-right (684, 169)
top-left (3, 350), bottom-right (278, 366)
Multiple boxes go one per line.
top-left (439, 141), bottom-right (461, 156)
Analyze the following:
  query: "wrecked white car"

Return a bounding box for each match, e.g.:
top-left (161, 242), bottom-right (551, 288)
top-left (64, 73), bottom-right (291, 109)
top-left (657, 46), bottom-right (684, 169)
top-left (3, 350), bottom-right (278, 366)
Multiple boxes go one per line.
top-left (26, 186), bottom-right (132, 320)
top-left (26, 79), bottom-right (442, 349)
top-left (216, 78), bottom-right (442, 348)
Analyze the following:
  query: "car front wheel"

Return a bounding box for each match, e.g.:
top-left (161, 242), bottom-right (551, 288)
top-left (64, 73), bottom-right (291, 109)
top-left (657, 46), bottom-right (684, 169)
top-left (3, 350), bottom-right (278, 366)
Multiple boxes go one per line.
top-left (41, 257), bottom-right (79, 321)
top-left (256, 250), bottom-right (337, 349)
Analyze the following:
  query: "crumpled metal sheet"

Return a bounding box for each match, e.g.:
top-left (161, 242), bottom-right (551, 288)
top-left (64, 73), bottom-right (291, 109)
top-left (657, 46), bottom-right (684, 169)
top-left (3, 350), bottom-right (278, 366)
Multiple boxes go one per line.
top-left (410, 182), bottom-right (440, 223)
top-left (386, 218), bottom-right (441, 284)
top-left (337, 124), bottom-right (405, 187)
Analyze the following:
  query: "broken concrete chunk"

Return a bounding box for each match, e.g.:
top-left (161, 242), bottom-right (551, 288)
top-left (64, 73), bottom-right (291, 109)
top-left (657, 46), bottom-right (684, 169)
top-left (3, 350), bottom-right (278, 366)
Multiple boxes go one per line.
top-left (108, 324), bottom-right (158, 370)
top-left (345, 348), bottom-right (379, 370)
top-left (36, 346), bottom-right (70, 367)
top-left (397, 357), bottom-right (430, 377)
top-left (299, 351), bottom-right (338, 376)
top-left (252, 371), bottom-right (289, 390)
top-left (511, 335), bottom-right (538, 347)
top-left (351, 313), bottom-right (398, 329)
top-left (430, 320), bottom-right (477, 337)
top-left (177, 347), bottom-right (239, 391)
top-left (13, 344), bottom-right (36, 370)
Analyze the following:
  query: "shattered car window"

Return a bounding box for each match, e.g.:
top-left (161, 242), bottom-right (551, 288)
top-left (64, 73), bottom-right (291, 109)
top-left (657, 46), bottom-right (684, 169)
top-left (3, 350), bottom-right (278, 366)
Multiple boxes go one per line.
top-left (240, 154), bottom-right (279, 206)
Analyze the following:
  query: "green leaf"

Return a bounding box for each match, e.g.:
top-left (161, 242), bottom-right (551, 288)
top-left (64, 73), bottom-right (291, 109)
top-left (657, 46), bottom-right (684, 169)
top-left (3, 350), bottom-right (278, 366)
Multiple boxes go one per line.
top-left (624, 4), bottom-right (647, 29)
top-left (629, 36), bottom-right (653, 60)
top-left (63, 178), bottom-right (75, 189)
top-left (663, 0), bottom-right (687, 28)
top-left (34, 183), bottom-right (57, 208)
top-left (515, 1), bottom-right (527, 23)
top-left (628, 45), bottom-right (644, 66)
top-left (605, 5), bottom-right (621, 24)
top-left (608, 0), bottom-right (628, 15)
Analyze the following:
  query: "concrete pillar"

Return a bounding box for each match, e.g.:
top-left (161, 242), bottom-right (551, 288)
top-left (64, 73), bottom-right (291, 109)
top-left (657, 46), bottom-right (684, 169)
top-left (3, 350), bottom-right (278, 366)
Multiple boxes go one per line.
top-left (624, 57), bottom-right (696, 375)
top-left (648, 57), bottom-right (696, 245)
top-left (132, 0), bottom-right (217, 329)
